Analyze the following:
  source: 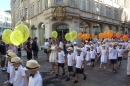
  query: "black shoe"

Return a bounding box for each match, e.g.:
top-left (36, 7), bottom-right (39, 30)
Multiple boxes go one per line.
top-left (119, 64), bottom-right (121, 66)
top-left (72, 73), bottom-right (75, 77)
top-left (91, 64), bottom-right (94, 68)
top-left (55, 74), bottom-right (59, 78)
top-left (114, 70), bottom-right (117, 73)
top-left (84, 76), bottom-right (86, 80)
top-left (74, 80), bottom-right (78, 83)
top-left (62, 73), bottom-right (66, 76)
top-left (66, 77), bottom-right (70, 81)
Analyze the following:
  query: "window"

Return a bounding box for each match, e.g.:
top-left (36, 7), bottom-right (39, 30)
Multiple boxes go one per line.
top-left (99, 3), bottom-right (102, 15)
top-left (31, 5), bottom-right (35, 17)
top-left (106, 6), bottom-right (111, 17)
top-left (42, 0), bottom-right (45, 10)
top-left (69, 0), bottom-right (76, 7)
top-left (86, 0), bottom-right (90, 12)
top-left (81, 0), bottom-right (85, 10)
top-left (55, 0), bottom-right (64, 6)
top-left (115, 0), bottom-right (119, 4)
top-left (25, 8), bottom-right (28, 19)
top-left (38, 0), bottom-right (41, 13)
top-left (114, 9), bottom-right (118, 20)
top-left (45, 0), bottom-right (48, 9)
top-left (95, 2), bottom-right (100, 14)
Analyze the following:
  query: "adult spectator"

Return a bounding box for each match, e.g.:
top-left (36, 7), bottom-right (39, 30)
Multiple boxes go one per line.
top-left (17, 45), bottom-right (21, 58)
top-left (49, 37), bottom-right (52, 45)
top-left (32, 37), bottom-right (39, 60)
top-left (0, 40), bottom-right (6, 71)
top-left (25, 37), bottom-right (32, 60)
top-left (44, 39), bottom-right (50, 61)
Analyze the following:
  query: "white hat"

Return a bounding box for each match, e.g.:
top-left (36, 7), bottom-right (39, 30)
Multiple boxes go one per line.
top-left (67, 47), bottom-right (73, 51)
top-left (89, 41), bottom-right (92, 43)
top-left (24, 60), bottom-right (40, 70)
top-left (11, 57), bottom-right (22, 64)
top-left (73, 42), bottom-right (77, 45)
top-left (102, 45), bottom-right (106, 47)
top-left (76, 48), bottom-right (82, 52)
top-left (91, 45), bottom-right (94, 47)
top-left (7, 49), bottom-right (13, 54)
top-left (6, 52), bottom-right (17, 58)
top-left (118, 43), bottom-right (122, 46)
top-left (85, 40), bottom-right (88, 42)
top-left (59, 45), bottom-right (63, 49)
top-left (98, 42), bottom-right (101, 44)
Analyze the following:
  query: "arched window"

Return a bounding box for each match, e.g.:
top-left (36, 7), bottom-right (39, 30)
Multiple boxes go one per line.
top-left (54, 0), bottom-right (63, 6)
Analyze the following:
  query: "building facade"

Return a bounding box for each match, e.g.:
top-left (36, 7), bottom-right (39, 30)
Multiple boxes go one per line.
top-left (0, 11), bottom-right (12, 35)
top-left (11, 0), bottom-right (130, 47)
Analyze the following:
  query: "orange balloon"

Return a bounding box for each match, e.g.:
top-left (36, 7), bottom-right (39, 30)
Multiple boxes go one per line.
top-left (99, 33), bottom-right (103, 39)
top-left (116, 32), bottom-right (121, 38)
top-left (107, 30), bottom-right (113, 38)
top-left (92, 34), bottom-right (95, 38)
top-left (78, 33), bottom-right (82, 39)
top-left (81, 34), bottom-right (86, 40)
top-left (123, 35), bottom-right (128, 42)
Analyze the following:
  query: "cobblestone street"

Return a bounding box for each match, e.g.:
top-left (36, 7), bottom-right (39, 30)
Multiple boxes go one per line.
top-left (0, 50), bottom-right (130, 86)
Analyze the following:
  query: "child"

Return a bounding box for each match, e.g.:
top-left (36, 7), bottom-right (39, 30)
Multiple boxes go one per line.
top-left (73, 48), bottom-right (86, 83)
top-left (111, 44), bottom-right (118, 73)
top-left (108, 43), bottom-right (113, 65)
top-left (11, 57), bottom-right (28, 86)
top-left (99, 45), bottom-right (108, 69)
top-left (85, 47), bottom-right (91, 65)
top-left (73, 42), bottom-right (78, 58)
top-left (117, 44), bottom-right (124, 66)
top-left (55, 45), bottom-right (66, 77)
top-left (90, 45), bottom-right (97, 68)
top-left (6, 52), bottom-right (17, 86)
top-left (66, 47), bottom-right (75, 81)
top-left (24, 60), bottom-right (42, 86)
top-left (96, 42), bottom-right (101, 62)
top-left (81, 43), bottom-right (85, 57)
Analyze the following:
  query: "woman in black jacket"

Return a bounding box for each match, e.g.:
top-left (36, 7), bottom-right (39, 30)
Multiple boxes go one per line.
top-left (32, 37), bottom-right (39, 60)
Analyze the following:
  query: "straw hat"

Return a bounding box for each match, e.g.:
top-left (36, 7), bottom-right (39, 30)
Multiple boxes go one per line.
top-left (6, 52), bottom-right (17, 58)
top-left (24, 60), bottom-right (40, 70)
top-left (90, 45), bottom-right (94, 48)
top-left (11, 57), bottom-right (22, 64)
top-left (67, 47), bottom-right (73, 51)
top-left (76, 48), bottom-right (82, 52)
top-left (85, 40), bottom-right (88, 43)
top-left (59, 45), bottom-right (63, 49)
top-left (118, 43), bottom-right (122, 46)
top-left (73, 42), bottom-right (77, 45)
top-left (102, 45), bottom-right (106, 47)
top-left (97, 42), bottom-right (101, 44)
top-left (7, 49), bottom-right (13, 54)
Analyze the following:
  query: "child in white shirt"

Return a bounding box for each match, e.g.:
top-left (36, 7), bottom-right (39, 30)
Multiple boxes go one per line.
top-left (55, 45), bottom-right (66, 77)
top-left (6, 52), bottom-right (17, 86)
top-left (11, 57), bottom-right (28, 86)
top-left (85, 47), bottom-right (91, 65)
top-left (24, 60), bottom-right (42, 86)
top-left (73, 48), bottom-right (86, 83)
top-left (90, 45), bottom-right (97, 68)
top-left (99, 45), bottom-right (108, 69)
top-left (96, 42), bottom-right (101, 62)
top-left (66, 47), bottom-right (75, 81)
top-left (117, 44), bottom-right (124, 66)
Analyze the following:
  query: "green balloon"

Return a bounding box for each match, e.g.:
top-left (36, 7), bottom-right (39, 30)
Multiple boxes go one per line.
top-left (65, 33), bottom-right (71, 41)
top-left (52, 31), bottom-right (58, 38)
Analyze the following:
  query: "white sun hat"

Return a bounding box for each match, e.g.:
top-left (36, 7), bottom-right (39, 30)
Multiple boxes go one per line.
top-left (67, 47), bottom-right (73, 51)
top-left (59, 45), bottom-right (63, 49)
top-left (76, 47), bottom-right (82, 52)
top-left (73, 42), bottom-right (77, 45)
top-left (24, 60), bottom-right (40, 70)
top-left (11, 57), bottom-right (22, 64)
top-left (6, 52), bottom-right (17, 58)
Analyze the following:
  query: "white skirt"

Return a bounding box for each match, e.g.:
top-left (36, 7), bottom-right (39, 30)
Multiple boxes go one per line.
top-left (101, 55), bottom-right (107, 63)
top-left (49, 51), bottom-right (57, 62)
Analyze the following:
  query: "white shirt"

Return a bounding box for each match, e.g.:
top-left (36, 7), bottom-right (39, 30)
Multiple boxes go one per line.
top-left (59, 42), bottom-right (63, 46)
top-left (44, 42), bottom-right (49, 49)
top-left (67, 53), bottom-right (74, 66)
top-left (73, 46), bottom-right (78, 58)
top-left (81, 47), bottom-right (85, 56)
top-left (28, 71), bottom-right (42, 86)
top-left (75, 55), bottom-right (84, 68)
top-left (117, 48), bottom-right (123, 57)
top-left (96, 46), bottom-right (101, 53)
top-left (109, 47), bottom-right (113, 59)
top-left (13, 65), bottom-right (26, 86)
top-left (58, 50), bottom-right (65, 63)
top-left (90, 50), bottom-right (97, 59)
top-left (7, 62), bottom-right (15, 84)
top-left (111, 48), bottom-right (118, 59)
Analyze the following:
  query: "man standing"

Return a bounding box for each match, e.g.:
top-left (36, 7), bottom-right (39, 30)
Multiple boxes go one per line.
top-left (125, 41), bottom-right (130, 76)
top-left (25, 37), bottom-right (32, 60)
top-left (32, 37), bottom-right (39, 60)
top-left (0, 40), bottom-right (6, 70)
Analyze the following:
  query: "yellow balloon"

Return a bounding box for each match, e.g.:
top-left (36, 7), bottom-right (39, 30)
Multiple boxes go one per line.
top-left (65, 33), bottom-right (71, 41)
top-left (70, 30), bottom-right (77, 40)
top-left (2, 29), bottom-right (12, 44)
top-left (14, 24), bottom-right (30, 43)
top-left (10, 32), bottom-right (21, 46)
top-left (13, 31), bottom-right (24, 43)
top-left (52, 31), bottom-right (58, 38)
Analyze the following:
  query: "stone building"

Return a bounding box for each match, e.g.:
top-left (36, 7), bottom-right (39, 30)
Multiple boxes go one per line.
top-left (11, 0), bottom-right (130, 47)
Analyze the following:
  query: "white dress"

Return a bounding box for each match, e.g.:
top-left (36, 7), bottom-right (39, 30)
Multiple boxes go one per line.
top-left (85, 51), bottom-right (90, 61)
top-left (49, 45), bottom-right (57, 62)
top-left (101, 49), bottom-right (107, 63)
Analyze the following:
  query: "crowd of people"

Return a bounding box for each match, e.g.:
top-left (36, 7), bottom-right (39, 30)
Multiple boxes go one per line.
top-left (0, 36), bottom-right (130, 86)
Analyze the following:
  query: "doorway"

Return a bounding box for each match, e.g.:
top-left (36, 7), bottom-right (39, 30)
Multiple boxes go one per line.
top-left (54, 24), bottom-right (69, 40)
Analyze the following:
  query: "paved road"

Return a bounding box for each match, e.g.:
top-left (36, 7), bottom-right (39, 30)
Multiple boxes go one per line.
top-left (1, 50), bottom-right (130, 86)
